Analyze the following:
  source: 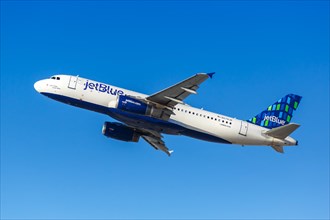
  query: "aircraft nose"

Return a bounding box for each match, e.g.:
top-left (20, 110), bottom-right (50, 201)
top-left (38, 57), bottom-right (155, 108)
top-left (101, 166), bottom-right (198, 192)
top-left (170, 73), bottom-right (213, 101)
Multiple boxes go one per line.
top-left (34, 80), bottom-right (43, 93)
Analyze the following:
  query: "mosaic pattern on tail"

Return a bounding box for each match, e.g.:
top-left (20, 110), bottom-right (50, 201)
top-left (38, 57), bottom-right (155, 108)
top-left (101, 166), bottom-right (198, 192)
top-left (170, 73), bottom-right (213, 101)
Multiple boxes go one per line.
top-left (248, 94), bottom-right (302, 129)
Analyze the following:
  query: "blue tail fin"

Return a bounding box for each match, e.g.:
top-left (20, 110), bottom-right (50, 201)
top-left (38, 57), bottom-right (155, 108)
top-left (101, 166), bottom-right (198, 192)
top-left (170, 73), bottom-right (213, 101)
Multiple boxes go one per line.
top-left (248, 94), bottom-right (302, 129)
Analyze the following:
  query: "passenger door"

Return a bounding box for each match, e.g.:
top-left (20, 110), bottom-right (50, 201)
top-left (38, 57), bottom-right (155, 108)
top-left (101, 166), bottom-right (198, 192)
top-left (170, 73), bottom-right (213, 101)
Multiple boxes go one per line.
top-left (68, 76), bottom-right (78, 89)
top-left (239, 121), bottom-right (248, 136)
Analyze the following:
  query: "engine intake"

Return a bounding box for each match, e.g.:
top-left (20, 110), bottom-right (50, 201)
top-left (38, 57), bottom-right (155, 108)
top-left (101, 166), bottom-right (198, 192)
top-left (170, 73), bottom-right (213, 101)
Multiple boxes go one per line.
top-left (102, 122), bottom-right (140, 142)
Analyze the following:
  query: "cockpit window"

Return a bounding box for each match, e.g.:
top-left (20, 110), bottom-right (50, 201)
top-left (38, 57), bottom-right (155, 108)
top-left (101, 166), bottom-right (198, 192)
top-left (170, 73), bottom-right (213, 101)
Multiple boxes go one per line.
top-left (50, 76), bottom-right (60, 80)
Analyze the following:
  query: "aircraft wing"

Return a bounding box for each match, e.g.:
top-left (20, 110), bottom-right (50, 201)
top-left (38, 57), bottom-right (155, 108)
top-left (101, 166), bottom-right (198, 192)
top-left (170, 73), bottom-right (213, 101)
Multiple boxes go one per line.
top-left (139, 130), bottom-right (173, 156)
top-left (146, 72), bottom-right (215, 107)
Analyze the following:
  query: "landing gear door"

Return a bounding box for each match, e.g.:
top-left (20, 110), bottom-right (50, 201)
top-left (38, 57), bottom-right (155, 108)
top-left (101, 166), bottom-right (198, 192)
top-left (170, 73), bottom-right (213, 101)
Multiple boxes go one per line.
top-left (239, 121), bottom-right (248, 136)
top-left (68, 76), bottom-right (78, 89)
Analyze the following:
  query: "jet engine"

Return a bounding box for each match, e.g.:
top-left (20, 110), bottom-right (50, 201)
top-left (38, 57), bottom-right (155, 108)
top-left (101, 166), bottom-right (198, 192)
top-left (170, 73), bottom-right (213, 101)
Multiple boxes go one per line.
top-left (102, 122), bottom-right (140, 142)
top-left (108, 95), bottom-right (171, 119)
top-left (108, 95), bottom-right (150, 115)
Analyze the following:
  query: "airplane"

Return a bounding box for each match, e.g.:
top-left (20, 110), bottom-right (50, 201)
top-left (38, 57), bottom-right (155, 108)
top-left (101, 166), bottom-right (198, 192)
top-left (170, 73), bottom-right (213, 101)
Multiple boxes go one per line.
top-left (34, 73), bottom-right (302, 156)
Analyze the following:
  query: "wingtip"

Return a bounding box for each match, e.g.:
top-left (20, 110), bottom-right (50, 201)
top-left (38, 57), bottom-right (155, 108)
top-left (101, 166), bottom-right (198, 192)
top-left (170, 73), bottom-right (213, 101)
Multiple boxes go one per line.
top-left (167, 150), bottom-right (174, 156)
top-left (207, 72), bottom-right (215, 78)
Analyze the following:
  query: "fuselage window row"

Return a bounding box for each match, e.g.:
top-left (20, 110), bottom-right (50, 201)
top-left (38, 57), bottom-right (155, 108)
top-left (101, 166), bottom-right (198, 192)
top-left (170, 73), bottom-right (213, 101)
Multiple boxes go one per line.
top-left (175, 107), bottom-right (231, 125)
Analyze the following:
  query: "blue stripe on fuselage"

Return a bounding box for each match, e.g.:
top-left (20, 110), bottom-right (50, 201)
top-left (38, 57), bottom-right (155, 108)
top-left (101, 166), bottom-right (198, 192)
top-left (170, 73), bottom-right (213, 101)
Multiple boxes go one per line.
top-left (41, 92), bottom-right (231, 144)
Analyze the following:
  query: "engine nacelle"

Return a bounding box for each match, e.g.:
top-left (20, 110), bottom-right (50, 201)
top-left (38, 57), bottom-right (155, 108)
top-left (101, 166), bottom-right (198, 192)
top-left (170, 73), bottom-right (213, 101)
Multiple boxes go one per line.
top-left (108, 95), bottom-right (150, 115)
top-left (108, 95), bottom-right (171, 120)
top-left (102, 122), bottom-right (140, 142)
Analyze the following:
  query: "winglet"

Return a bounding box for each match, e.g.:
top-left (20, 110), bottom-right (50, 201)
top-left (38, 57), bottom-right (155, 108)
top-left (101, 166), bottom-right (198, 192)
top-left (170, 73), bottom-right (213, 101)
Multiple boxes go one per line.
top-left (207, 72), bottom-right (215, 79)
top-left (167, 150), bottom-right (174, 156)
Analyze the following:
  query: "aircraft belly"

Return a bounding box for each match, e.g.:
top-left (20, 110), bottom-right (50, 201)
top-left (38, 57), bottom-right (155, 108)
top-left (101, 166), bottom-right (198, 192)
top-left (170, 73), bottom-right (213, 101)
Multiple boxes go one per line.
top-left (38, 92), bottom-right (232, 144)
top-left (108, 108), bottom-right (232, 144)
top-left (107, 108), bottom-right (183, 134)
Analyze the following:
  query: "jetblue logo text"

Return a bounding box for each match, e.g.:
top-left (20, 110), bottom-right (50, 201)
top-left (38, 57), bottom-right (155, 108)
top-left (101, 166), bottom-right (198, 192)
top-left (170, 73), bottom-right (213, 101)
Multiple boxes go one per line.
top-left (83, 81), bottom-right (124, 96)
top-left (263, 115), bottom-right (286, 125)
top-left (124, 99), bottom-right (142, 106)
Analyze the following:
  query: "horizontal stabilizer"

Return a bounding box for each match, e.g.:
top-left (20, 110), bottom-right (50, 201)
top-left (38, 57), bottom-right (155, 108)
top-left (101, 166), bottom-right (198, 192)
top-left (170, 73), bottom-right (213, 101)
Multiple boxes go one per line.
top-left (271, 145), bottom-right (284, 153)
top-left (266, 123), bottom-right (300, 139)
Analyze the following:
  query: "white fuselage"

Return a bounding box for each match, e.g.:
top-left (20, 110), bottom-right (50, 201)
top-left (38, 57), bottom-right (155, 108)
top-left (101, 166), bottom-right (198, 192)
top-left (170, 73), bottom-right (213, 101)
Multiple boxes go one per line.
top-left (34, 75), bottom-right (297, 148)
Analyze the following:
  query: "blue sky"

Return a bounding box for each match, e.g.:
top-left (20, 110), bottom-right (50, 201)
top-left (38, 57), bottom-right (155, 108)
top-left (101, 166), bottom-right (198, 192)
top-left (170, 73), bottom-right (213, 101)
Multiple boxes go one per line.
top-left (1, 1), bottom-right (329, 219)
